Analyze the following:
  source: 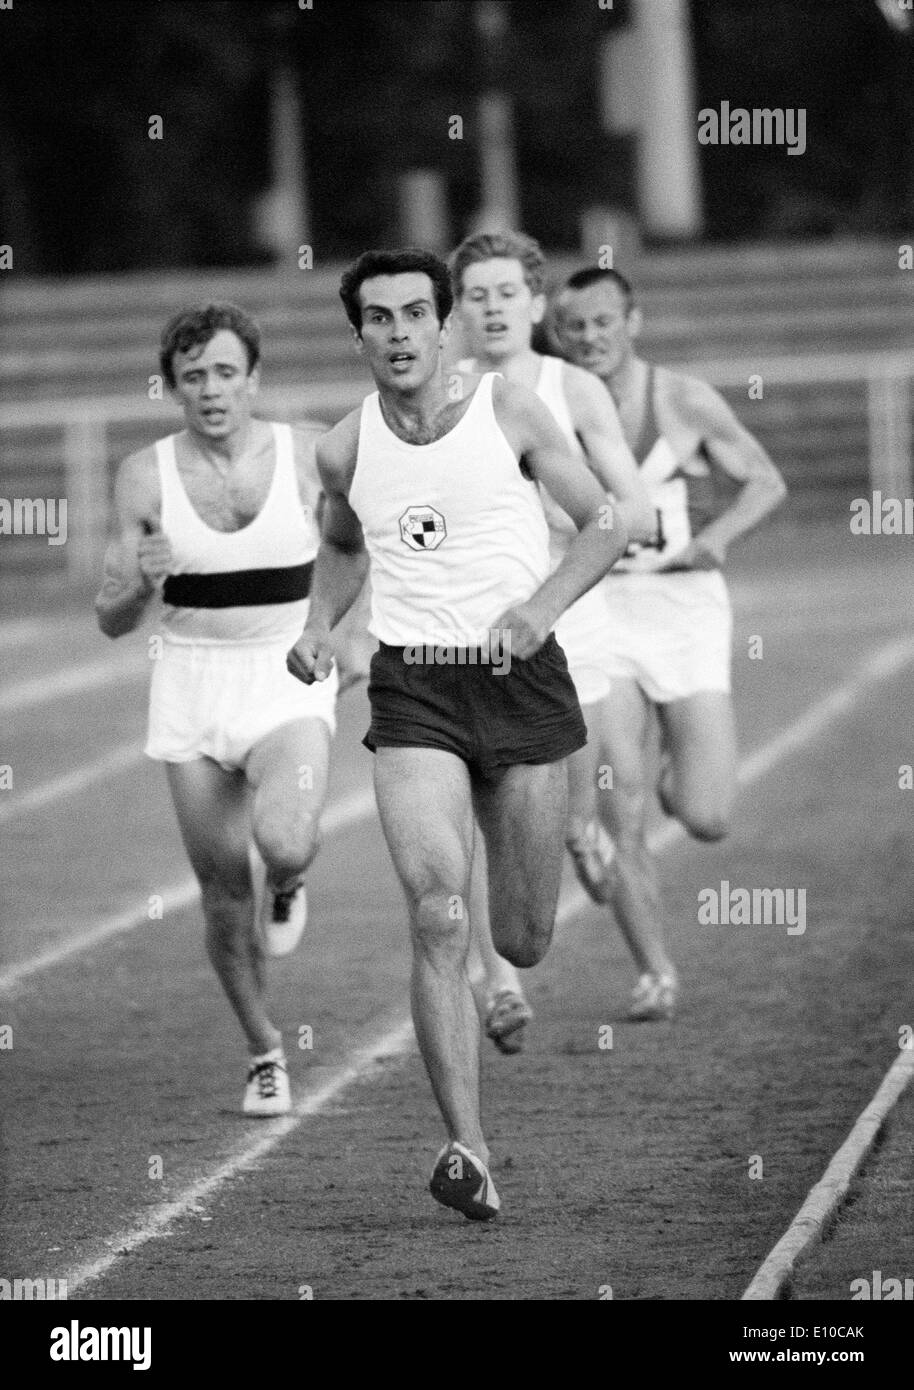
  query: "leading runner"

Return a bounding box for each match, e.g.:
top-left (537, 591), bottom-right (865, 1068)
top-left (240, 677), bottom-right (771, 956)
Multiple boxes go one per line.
top-left (287, 248), bottom-right (630, 1220)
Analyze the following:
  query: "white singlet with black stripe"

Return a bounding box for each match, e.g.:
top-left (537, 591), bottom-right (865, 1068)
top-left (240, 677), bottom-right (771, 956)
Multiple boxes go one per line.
top-left (157, 422), bottom-right (318, 644)
top-left (349, 372), bottom-right (551, 648)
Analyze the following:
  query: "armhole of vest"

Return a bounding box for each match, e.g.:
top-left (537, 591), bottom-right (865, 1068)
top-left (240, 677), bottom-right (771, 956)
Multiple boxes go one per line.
top-left (273, 422), bottom-right (299, 507)
top-left (157, 435), bottom-right (175, 532)
top-left (350, 395), bottom-right (376, 503)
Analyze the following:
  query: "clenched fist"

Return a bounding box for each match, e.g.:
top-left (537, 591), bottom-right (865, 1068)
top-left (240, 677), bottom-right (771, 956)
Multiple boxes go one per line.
top-left (490, 601), bottom-right (550, 662)
top-left (287, 626), bottom-right (335, 685)
top-left (138, 525), bottom-right (174, 589)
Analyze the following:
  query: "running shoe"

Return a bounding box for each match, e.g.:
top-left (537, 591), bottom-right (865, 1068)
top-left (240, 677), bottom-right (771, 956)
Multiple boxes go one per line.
top-left (628, 971), bottom-right (678, 1022)
top-left (261, 876), bottom-right (308, 958)
top-left (242, 1048), bottom-right (291, 1116)
top-left (429, 1140), bottom-right (500, 1221)
top-left (484, 988), bottom-right (533, 1054)
top-left (566, 820), bottom-right (616, 904)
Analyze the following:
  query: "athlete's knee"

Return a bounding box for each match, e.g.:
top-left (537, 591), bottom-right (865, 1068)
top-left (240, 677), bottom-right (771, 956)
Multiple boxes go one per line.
top-left (680, 802), bottom-right (730, 842)
top-left (492, 911), bottom-right (552, 968)
top-left (411, 886), bottom-right (469, 958)
top-left (254, 810), bottom-right (321, 881)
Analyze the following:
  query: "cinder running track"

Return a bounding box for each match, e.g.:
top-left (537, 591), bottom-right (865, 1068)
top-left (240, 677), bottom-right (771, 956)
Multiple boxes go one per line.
top-left (2, 516), bottom-right (913, 1300)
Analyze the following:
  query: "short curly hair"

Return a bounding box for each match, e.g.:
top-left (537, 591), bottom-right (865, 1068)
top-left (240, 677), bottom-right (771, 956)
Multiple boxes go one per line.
top-left (159, 303), bottom-right (261, 389)
top-left (339, 248), bottom-right (454, 332)
top-left (449, 230), bottom-right (547, 298)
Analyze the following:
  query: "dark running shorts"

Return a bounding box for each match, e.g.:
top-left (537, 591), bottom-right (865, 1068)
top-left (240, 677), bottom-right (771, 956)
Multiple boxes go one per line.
top-left (363, 632), bottom-right (587, 778)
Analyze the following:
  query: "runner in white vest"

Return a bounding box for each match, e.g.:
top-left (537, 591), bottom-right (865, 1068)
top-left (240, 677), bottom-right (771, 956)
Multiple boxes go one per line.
top-left (95, 303), bottom-right (349, 1119)
top-left (553, 268), bottom-right (787, 1021)
top-left (287, 248), bottom-right (630, 1221)
top-left (448, 229), bottom-right (653, 1053)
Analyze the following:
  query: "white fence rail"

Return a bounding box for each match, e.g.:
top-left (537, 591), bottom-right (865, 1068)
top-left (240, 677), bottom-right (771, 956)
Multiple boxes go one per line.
top-left (0, 352), bottom-right (911, 579)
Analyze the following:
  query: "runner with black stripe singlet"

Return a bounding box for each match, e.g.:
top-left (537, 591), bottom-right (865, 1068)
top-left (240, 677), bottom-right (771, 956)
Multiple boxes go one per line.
top-left (96, 303), bottom-right (359, 1117)
top-left (286, 249), bottom-right (630, 1220)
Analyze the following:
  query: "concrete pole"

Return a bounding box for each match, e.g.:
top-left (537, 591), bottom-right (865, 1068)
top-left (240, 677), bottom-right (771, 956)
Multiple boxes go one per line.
top-left (471, 1), bottom-right (520, 232)
top-left (630, 0), bottom-right (703, 238)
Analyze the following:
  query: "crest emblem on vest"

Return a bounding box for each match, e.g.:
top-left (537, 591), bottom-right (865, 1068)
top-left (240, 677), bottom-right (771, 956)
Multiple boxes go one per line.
top-left (399, 505), bottom-right (447, 552)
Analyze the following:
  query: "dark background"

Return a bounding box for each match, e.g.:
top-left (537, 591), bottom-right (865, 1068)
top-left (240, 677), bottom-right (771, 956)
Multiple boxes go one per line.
top-left (1, 0), bottom-right (911, 275)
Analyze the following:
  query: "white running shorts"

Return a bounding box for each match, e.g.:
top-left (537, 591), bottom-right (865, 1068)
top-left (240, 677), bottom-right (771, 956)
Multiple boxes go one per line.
top-left (555, 581), bottom-right (617, 707)
top-left (599, 569), bottom-right (732, 703)
top-left (146, 637), bottom-right (338, 770)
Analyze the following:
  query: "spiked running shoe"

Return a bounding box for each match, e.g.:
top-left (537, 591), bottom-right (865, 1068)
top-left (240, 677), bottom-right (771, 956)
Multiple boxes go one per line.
top-left (484, 989), bottom-right (533, 1054)
top-left (429, 1140), bottom-right (500, 1221)
top-left (261, 877), bottom-right (308, 958)
top-left (628, 971), bottom-right (678, 1022)
top-left (566, 820), bottom-right (616, 904)
top-left (242, 1049), bottom-right (291, 1116)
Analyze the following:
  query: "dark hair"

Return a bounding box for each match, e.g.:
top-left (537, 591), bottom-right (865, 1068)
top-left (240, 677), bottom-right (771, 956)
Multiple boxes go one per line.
top-left (339, 248), bottom-right (454, 331)
top-left (159, 303), bottom-right (261, 388)
top-left (560, 267), bottom-right (635, 314)
top-left (449, 229), bottom-right (547, 297)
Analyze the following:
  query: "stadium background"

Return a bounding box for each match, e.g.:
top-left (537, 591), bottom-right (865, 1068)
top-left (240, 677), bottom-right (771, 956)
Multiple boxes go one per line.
top-left (1, 0), bottom-right (913, 1313)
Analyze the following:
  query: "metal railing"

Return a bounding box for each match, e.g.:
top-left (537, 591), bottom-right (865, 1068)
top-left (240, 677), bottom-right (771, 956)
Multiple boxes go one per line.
top-left (0, 351), bottom-right (911, 579)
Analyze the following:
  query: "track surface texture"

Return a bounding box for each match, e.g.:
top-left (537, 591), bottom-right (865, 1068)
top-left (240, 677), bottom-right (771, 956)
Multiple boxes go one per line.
top-left (2, 509), bottom-right (913, 1300)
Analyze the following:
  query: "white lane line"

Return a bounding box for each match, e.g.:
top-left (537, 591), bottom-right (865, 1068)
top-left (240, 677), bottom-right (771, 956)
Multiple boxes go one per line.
top-left (59, 634), bottom-right (914, 1296)
top-left (0, 786), bottom-right (378, 992)
top-left (0, 618), bottom-right (70, 652)
top-left (64, 1016), bottom-right (418, 1296)
top-left (0, 651), bottom-right (149, 716)
top-left (742, 1046), bottom-right (914, 1301)
top-left (0, 740), bottom-right (143, 825)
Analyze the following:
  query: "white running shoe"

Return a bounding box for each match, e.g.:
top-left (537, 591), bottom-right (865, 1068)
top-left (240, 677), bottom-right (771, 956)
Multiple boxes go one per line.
top-left (628, 971), bottom-right (678, 1022)
top-left (484, 989), bottom-right (533, 1055)
top-left (242, 1048), bottom-right (291, 1117)
top-left (260, 877), bottom-right (308, 958)
top-left (429, 1140), bottom-right (500, 1221)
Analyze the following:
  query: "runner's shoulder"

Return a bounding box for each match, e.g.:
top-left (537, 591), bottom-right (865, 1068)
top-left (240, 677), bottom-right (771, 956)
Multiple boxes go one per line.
top-left (559, 358), bottom-right (615, 413)
top-left (114, 444), bottom-right (160, 505)
top-left (656, 364), bottom-right (724, 420)
top-left (314, 407), bottom-right (362, 490)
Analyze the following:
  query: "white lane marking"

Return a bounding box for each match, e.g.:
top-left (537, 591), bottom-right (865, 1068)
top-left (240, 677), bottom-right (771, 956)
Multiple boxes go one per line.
top-left (0, 740), bottom-right (143, 825)
top-left (741, 1045), bottom-right (914, 1301)
top-left (57, 634), bottom-right (914, 1294)
top-left (0, 786), bottom-right (378, 992)
top-left (64, 1015), bottom-right (418, 1295)
top-left (0, 618), bottom-right (69, 652)
top-left (0, 651), bottom-right (148, 716)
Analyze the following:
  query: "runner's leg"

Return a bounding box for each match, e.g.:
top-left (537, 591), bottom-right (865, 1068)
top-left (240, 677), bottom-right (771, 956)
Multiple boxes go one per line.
top-left (590, 680), bottom-right (676, 979)
top-left (166, 759), bottom-right (280, 1054)
top-left (373, 746), bottom-right (485, 1161)
top-left (657, 692), bottom-right (737, 842)
top-left (472, 758), bottom-right (568, 969)
top-left (246, 717), bottom-right (332, 889)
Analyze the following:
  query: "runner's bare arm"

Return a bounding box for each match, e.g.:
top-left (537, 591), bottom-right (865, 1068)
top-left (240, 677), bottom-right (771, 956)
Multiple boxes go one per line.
top-left (94, 449), bottom-right (170, 638)
top-left (293, 420), bottom-right (374, 690)
top-left (662, 375), bottom-right (787, 567)
top-left (563, 363), bottom-right (655, 543)
top-left (291, 420), bottom-right (330, 521)
top-left (287, 412), bottom-right (369, 685)
top-left (493, 379), bottom-right (629, 654)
